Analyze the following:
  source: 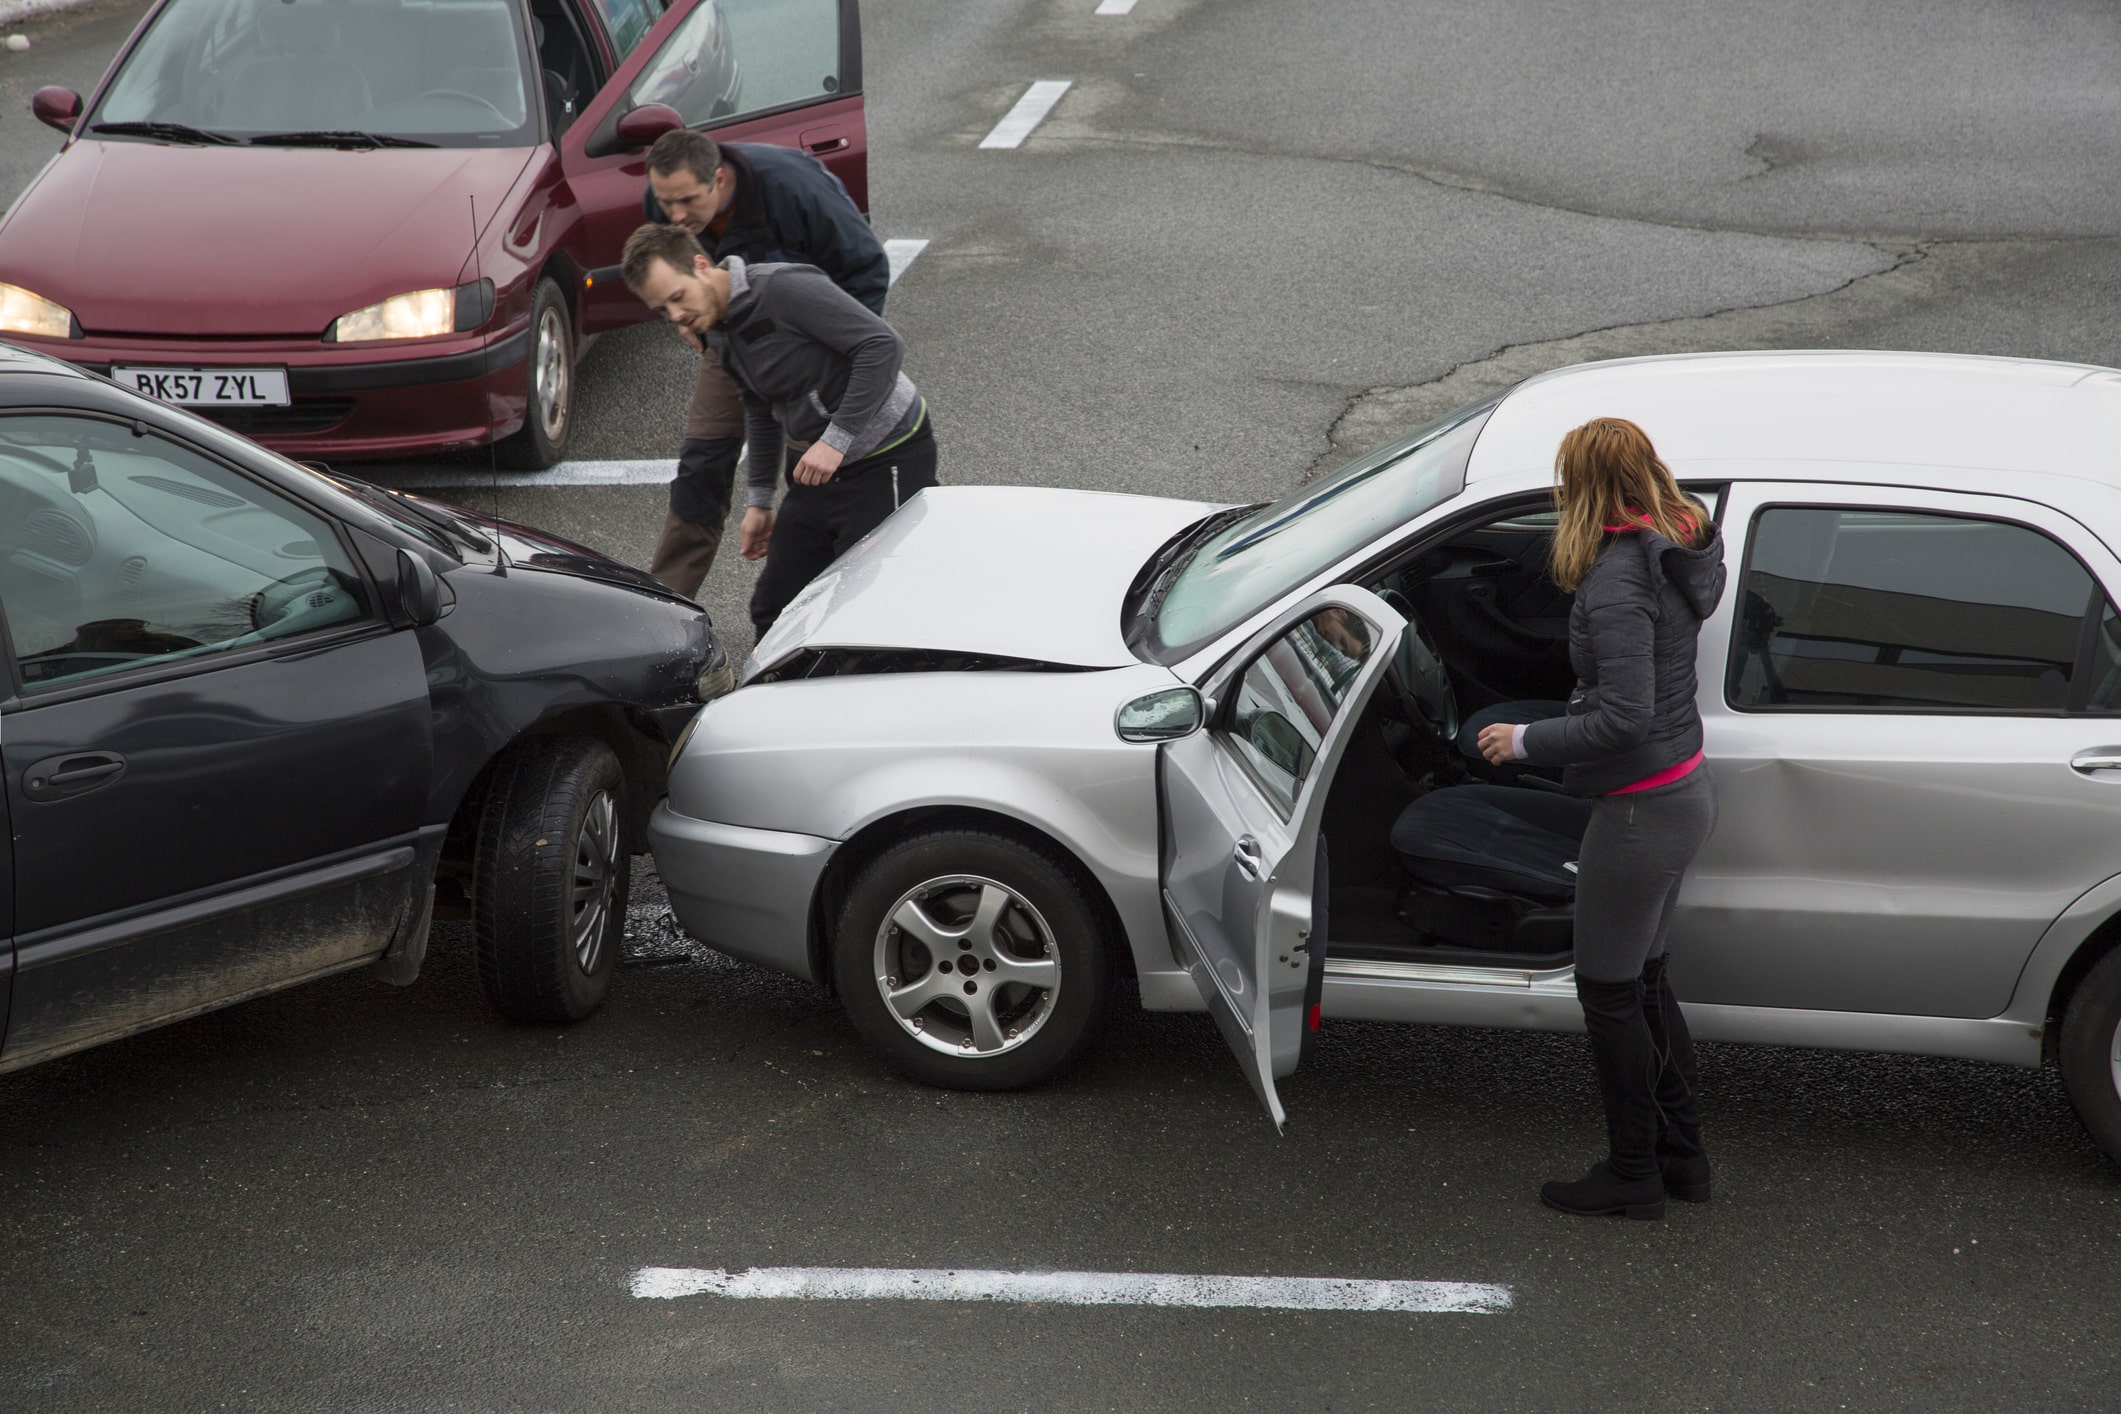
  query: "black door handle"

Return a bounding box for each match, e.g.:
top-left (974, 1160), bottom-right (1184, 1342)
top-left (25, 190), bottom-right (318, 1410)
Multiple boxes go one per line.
top-left (23, 751), bottom-right (128, 802)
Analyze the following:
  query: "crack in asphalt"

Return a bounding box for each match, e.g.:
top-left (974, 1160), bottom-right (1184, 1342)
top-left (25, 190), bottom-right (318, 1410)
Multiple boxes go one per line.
top-left (1040, 126), bottom-right (2121, 248)
top-left (1305, 240), bottom-right (1981, 474)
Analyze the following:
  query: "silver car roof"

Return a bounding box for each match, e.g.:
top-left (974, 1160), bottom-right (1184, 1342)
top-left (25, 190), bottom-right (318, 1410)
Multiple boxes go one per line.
top-left (1469, 350), bottom-right (2121, 490)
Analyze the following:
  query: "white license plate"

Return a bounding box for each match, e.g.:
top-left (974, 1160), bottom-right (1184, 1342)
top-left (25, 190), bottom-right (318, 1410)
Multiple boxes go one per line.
top-left (113, 366), bottom-right (291, 407)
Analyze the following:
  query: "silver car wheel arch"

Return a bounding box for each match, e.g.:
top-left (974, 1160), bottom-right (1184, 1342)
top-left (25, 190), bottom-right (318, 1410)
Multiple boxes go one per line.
top-left (873, 873), bottom-right (1060, 1059)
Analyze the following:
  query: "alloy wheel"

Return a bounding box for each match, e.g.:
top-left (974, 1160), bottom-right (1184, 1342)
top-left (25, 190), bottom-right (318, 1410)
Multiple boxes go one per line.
top-left (872, 874), bottom-right (1059, 1058)
top-left (571, 789), bottom-right (619, 974)
top-left (533, 303), bottom-right (571, 444)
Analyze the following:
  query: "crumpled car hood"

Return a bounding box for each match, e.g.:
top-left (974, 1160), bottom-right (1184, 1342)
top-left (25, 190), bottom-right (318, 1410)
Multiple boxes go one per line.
top-left (748, 485), bottom-right (1222, 674)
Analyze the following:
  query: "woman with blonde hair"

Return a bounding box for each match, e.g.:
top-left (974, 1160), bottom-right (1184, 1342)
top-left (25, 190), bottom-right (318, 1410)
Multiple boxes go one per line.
top-left (1478, 416), bottom-right (1726, 1220)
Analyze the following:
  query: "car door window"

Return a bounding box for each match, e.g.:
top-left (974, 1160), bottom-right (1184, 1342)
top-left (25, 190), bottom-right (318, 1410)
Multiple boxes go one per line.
top-left (630, 0), bottom-right (840, 126)
top-left (1728, 506), bottom-right (2113, 713)
top-left (1223, 608), bottom-right (1379, 814)
top-left (588, 0), bottom-right (663, 58)
top-left (0, 414), bottom-right (370, 691)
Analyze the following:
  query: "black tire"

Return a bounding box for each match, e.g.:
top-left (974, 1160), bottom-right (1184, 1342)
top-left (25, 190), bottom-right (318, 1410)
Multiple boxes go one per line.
top-left (473, 737), bottom-right (629, 1023)
top-left (494, 278), bottom-right (574, 470)
top-left (832, 830), bottom-right (1111, 1091)
top-left (2059, 946), bottom-right (2121, 1165)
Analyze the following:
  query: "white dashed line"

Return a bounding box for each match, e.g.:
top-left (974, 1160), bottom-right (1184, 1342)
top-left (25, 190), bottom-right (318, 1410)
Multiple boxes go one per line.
top-left (979, 80), bottom-right (1073, 149)
top-left (629, 1266), bottom-right (1515, 1314)
top-left (1094, 0), bottom-right (1139, 14)
top-left (883, 238), bottom-right (930, 285)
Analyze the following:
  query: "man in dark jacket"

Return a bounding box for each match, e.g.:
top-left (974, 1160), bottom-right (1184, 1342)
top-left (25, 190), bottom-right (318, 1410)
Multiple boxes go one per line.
top-left (621, 224), bottom-right (936, 640)
top-left (639, 129), bottom-right (890, 597)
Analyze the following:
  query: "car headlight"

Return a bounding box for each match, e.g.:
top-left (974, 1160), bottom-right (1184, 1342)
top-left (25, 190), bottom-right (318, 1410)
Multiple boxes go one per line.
top-left (0, 282), bottom-right (78, 338)
top-left (694, 632), bottom-right (734, 702)
top-left (328, 279), bottom-right (491, 342)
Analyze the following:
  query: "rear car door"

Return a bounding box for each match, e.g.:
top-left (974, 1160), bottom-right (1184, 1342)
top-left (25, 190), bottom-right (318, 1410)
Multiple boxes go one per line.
top-left (1679, 480), bottom-right (2121, 1019)
top-left (561, 0), bottom-right (866, 332)
top-left (1160, 587), bottom-right (1404, 1127)
top-left (0, 410), bottom-right (432, 1070)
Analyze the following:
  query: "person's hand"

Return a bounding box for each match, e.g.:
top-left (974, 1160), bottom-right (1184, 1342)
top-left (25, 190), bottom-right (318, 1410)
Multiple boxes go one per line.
top-left (791, 442), bottom-right (845, 486)
top-left (739, 507), bottom-right (774, 559)
top-left (1477, 722), bottom-right (1521, 766)
top-left (676, 323), bottom-right (704, 355)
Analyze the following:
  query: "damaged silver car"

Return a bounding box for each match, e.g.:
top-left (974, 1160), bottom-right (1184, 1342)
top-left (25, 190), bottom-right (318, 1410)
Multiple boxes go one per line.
top-left (650, 350), bottom-right (2121, 1165)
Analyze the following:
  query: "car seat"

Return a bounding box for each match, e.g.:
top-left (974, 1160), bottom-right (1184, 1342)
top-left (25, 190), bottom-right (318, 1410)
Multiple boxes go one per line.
top-left (1389, 784), bottom-right (1590, 954)
top-left (1452, 697), bottom-right (1566, 762)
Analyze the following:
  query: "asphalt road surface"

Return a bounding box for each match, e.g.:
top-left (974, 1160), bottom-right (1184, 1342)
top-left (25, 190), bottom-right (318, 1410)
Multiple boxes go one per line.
top-left (4, 1), bottom-right (2121, 1409)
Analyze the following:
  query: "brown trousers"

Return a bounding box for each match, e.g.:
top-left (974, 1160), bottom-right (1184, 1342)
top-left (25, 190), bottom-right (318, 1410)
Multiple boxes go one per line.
top-left (648, 357), bottom-right (748, 598)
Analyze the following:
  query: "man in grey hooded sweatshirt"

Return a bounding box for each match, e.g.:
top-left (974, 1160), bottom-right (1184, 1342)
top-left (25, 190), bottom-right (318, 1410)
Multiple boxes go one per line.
top-left (621, 222), bottom-right (938, 639)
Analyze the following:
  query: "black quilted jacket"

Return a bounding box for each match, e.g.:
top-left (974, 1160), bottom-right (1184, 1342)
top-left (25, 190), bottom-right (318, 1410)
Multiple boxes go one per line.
top-left (1520, 523), bottom-right (1727, 796)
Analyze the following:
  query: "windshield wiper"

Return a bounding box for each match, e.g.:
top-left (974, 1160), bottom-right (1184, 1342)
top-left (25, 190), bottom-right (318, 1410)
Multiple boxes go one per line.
top-left (330, 476), bottom-right (492, 554)
top-left (1127, 504), bottom-right (1263, 622)
top-left (89, 120), bottom-right (242, 145)
top-left (247, 130), bottom-right (438, 149)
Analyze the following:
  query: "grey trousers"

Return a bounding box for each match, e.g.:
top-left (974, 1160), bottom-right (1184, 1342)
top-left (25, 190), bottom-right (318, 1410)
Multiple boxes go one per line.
top-left (1572, 766), bottom-right (1719, 983)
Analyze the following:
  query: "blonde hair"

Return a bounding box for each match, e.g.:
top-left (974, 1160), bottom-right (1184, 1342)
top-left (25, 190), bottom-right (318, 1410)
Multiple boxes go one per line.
top-left (1547, 417), bottom-right (1704, 591)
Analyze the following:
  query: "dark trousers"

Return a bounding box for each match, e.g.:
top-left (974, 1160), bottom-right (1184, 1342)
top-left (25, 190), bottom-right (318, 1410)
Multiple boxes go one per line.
top-left (1571, 767), bottom-right (1718, 1180)
top-left (750, 419), bottom-right (938, 638)
top-left (648, 435), bottom-right (741, 598)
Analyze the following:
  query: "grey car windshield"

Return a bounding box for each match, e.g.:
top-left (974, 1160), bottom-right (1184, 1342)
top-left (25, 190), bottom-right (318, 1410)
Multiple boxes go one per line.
top-left (93, 0), bottom-right (537, 146)
top-left (1147, 401), bottom-right (1495, 661)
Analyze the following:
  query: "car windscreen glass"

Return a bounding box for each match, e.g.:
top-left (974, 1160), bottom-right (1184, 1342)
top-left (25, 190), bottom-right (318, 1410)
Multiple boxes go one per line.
top-left (92, 0), bottom-right (538, 147)
top-left (1146, 401), bottom-right (1493, 662)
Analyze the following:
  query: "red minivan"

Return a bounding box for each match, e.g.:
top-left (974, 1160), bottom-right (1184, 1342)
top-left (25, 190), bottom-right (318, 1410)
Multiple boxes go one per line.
top-left (0, 0), bottom-right (867, 467)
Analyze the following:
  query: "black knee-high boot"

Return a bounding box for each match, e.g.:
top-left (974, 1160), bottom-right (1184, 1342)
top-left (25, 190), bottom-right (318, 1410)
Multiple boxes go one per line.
top-left (1542, 974), bottom-right (1665, 1219)
top-left (1640, 953), bottom-right (1711, 1202)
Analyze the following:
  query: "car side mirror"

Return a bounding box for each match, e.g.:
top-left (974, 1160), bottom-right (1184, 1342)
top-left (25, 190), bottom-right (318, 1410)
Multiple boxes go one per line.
top-left (31, 87), bottom-right (82, 135)
top-left (614, 103), bottom-right (685, 151)
top-left (396, 548), bottom-right (442, 628)
top-left (1115, 686), bottom-right (1203, 742)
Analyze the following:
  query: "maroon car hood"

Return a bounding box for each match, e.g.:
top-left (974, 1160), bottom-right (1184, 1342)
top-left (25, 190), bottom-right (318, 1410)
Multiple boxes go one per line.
top-left (0, 142), bottom-right (536, 338)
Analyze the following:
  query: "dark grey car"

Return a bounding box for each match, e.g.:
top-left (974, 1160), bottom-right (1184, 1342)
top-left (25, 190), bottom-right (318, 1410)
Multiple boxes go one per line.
top-left (0, 340), bottom-right (730, 1071)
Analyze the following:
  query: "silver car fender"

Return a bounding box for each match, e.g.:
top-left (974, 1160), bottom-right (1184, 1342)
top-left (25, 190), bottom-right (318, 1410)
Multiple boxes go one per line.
top-left (664, 664), bottom-right (1202, 998)
top-left (2008, 869), bottom-right (2121, 1048)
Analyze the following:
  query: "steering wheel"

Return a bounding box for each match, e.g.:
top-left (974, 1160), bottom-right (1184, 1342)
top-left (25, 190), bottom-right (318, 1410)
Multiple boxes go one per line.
top-left (1377, 587), bottom-right (1459, 746)
top-left (250, 565), bottom-right (347, 634)
top-left (414, 89), bottom-right (514, 123)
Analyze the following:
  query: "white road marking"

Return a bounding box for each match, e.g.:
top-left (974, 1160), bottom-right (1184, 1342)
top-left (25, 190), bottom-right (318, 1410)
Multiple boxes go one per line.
top-left (1095, 0), bottom-right (1140, 14)
top-left (377, 460), bottom-right (671, 489)
top-left (629, 1266), bottom-right (1514, 1314)
top-left (883, 238), bottom-right (930, 285)
top-left (979, 81), bottom-right (1073, 150)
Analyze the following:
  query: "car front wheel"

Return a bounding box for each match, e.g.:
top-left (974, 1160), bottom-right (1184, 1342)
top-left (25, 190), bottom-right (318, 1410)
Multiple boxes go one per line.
top-left (473, 737), bottom-right (629, 1022)
top-left (832, 830), bottom-right (1111, 1091)
top-left (2060, 946), bottom-right (2121, 1165)
top-left (495, 277), bottom-right (573, 470)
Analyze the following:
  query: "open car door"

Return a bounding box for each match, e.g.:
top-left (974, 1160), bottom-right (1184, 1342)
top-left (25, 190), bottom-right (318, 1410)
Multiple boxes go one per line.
top-left (560, 0), bottom-right (868, 334)
top-left (1159, 586), bottom-right (1405, 1129)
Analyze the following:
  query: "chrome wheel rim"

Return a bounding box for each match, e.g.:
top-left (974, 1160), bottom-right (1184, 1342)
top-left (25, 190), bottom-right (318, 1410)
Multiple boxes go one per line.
top-left (2110, 1013), bottom-right (2121, 1107)
top-left (873, 874), bottom-right (1059, 1058)
top-left (571, 790), bottom-right (619, 974)
top-left (533, 304), bottom-right (571, 443)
